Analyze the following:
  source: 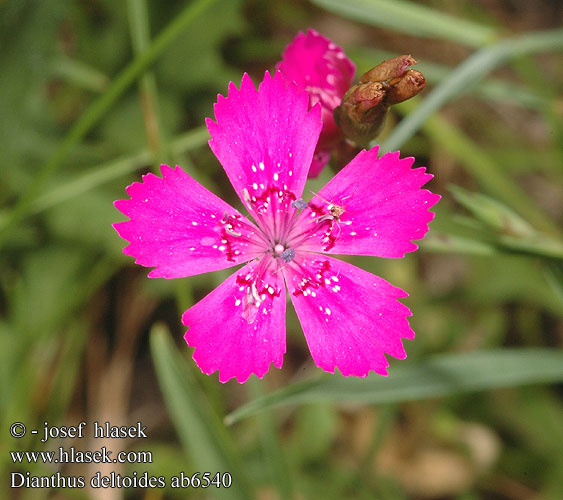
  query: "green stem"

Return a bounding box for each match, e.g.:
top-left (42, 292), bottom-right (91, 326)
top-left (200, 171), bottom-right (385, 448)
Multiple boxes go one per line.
top-left (250, 379), bottom-right (294, 500)
top-left (359, 405), bottom-right (398, 479)
top-left (127, 0), bottom-right (171, 168)
top-left (29, 127), bottom-right (209, 215)
top-left (0, 0), bottom-right (218, 248)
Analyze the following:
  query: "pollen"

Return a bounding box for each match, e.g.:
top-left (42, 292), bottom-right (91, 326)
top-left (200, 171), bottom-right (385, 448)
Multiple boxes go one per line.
top-left (280, 248), bottom-right (296, 263)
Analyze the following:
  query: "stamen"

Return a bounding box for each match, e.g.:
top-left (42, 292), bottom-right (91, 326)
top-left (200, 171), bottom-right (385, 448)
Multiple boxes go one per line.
top-left (241, 188), bottom-right (253, 210)
top-left (251, 282), bottom-right (261, 304)
top-left (225, 226), bottom-right (242, 237)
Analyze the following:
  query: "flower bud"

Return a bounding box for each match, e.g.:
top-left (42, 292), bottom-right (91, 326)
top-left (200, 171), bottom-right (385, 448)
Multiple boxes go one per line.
top-left (334, 55), bottom-right (425, 147)
top-left (359, 55), bottom-right (418, 83)
top-left (385, 69), bottom-right (426, 105)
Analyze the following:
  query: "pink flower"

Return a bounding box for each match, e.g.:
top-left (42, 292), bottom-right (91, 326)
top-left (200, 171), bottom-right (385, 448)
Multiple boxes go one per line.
top-left (276, 29), bottom-right (355, 177)
top-left (114, 71), bottom-right (439, 383)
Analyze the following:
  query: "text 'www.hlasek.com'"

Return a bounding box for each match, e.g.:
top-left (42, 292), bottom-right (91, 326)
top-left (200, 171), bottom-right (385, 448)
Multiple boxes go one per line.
top-left (9, 421), bottom-right (232, 490)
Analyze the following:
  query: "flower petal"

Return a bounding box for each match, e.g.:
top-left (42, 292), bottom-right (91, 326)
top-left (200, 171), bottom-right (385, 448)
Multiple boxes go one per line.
top-left (276, 29), bottom-right (355, 143)
top-left (206, 71), bottom-right (322, 203)
top-left (284, 254), bottom-right (414, 377)
top-left (183, 258), bottom-right (286, 383)
top-left (277, 29), bottom-right (355, 177)
top-left (114, 165), bottom-right (262, 278)
top-left (298, 147), bottom-right (440, 257)
top-left (309, 148), bottom-right (332, 178)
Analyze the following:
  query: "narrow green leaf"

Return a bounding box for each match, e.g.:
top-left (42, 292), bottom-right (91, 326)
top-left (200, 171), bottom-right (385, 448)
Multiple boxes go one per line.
top-left (396, 101), bottom-right (562, 238)
top-left (127, 0), bottom-right (171, 167)
top-left (50, 56), bottom-right (110, 93)
top-left (226, 349), bottom-right (563, 424)
top-left (30, 127), bottom-right (208, 215)
top-left (449, 185), bottom-right (535, 237)
top-left (0, 0), bottom-right (218, 248)
top-left (420, 232), bottom-right (499, 256)
top-left (312, 0), bottom-right (498, 48)
top-left (150, 325), bottom-right (252, 499)
top-left (544, 261), bottom-right (563, 306)
top-left (250, 379), bottom-right (294, 500)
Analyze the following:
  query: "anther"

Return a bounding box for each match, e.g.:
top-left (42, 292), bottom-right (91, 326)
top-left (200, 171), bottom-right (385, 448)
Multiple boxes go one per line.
top-left (280, 248), bottom-right (296, 263)
top-left (291, 199), bottom-right (308, 210)
top-left (241, 188), bottom-right (253, 210)
top-left (225, 225), bottom-right (242, 237)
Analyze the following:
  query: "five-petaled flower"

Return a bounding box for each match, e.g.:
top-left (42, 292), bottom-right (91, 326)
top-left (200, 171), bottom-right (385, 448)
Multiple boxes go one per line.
top-left (276, 29), bottom-right (355, 177)
top-left (114, 71), bottom-right (439, 383)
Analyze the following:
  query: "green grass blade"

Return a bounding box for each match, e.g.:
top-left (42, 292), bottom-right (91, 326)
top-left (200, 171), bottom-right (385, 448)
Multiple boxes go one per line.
top-left (30, 127), bottom-right (208, 215)
top-left (420, 232), bottom-right (499, 256)
top-left (127, 0), bottom-right (171, 168)
top-left (312, 0), bottom-right (498, 48)
top-left (544, 261), bottom-right (563, 307)
top-left (398, 101), bottom-right (562, 237)
top-left (50, 56), bottom-right (110, 93)
top-left (226, 349), bottom-right (563, 424)
top-left (381, 28), bottom-right (563, 154)
top-left (250, 379), bottom-right (294, 500)
top-left (0, 0), bottom-right (218, 249)
top-left (150, 324), bottom-right (252, 499)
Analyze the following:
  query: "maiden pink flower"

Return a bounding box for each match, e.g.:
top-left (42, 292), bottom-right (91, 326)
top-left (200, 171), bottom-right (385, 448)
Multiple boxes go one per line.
top-left (114, 71), bottom-right (439, 383)
top-left (276, 29), bottom-right (355, 177)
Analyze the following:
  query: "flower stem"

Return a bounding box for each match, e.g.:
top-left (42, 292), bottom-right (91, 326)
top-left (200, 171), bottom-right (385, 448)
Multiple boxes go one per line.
top-left (250, 379), bottom-right (295, 500)
top-left (29, 127), bottom-right (209, 215)
top-left (127, 0), bottom-right (171, 170)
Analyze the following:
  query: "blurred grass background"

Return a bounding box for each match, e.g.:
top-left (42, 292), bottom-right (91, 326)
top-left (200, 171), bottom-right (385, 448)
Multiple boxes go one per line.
top-left (1, 0), bottom-right (562, 499)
